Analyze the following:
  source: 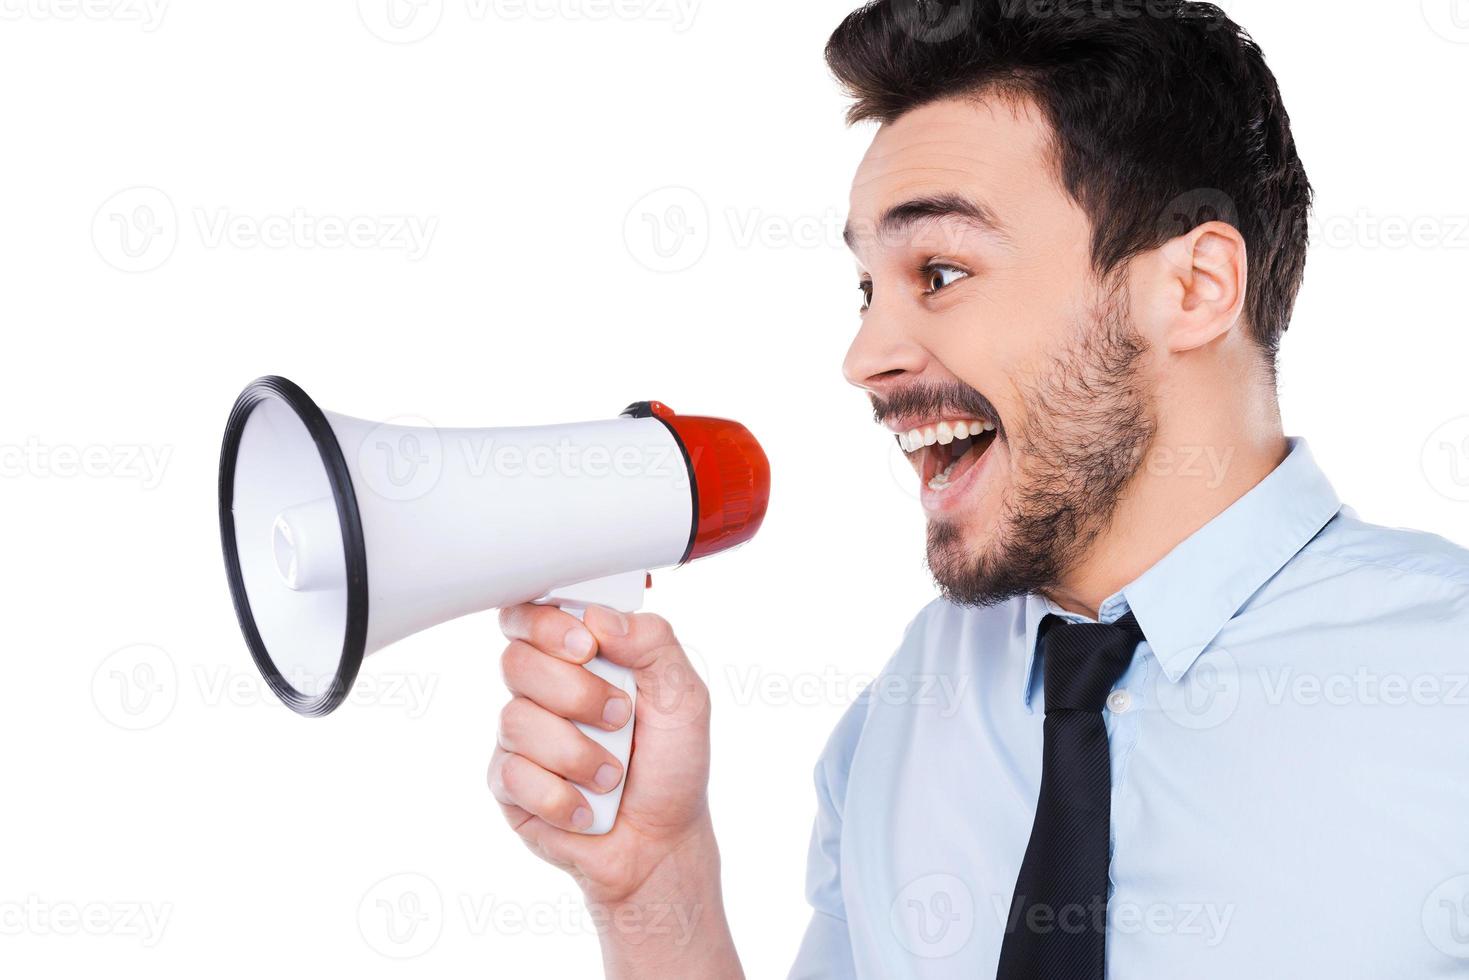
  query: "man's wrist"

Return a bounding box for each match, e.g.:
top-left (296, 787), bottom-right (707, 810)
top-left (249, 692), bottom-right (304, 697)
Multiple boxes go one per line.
top-left (595, 816), bottom-right (743, 980)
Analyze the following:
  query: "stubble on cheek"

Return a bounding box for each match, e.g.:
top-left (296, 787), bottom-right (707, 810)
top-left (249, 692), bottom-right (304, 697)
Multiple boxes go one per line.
top-left (922, 286), bottom-right (1155, 607)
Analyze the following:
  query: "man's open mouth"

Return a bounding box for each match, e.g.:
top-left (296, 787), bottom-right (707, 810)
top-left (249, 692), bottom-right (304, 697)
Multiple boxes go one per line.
top-left (895, 417), bottom-right (999, 492)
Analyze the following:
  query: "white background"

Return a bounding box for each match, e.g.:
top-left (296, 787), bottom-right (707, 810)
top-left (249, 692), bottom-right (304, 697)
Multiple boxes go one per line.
top-left (3, 0), bottom-right (1468, 976)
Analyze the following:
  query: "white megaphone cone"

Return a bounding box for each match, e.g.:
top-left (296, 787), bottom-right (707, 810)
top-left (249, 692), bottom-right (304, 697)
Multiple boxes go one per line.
top-left (219, 376), bottom-right (770, 835)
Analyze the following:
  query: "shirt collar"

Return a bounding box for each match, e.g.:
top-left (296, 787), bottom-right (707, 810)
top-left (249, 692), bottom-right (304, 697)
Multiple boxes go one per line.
top-left (1021, 438), bottom-right (1342, 707)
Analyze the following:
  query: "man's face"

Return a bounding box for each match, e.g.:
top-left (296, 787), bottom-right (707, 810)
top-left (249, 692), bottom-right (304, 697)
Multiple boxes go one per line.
top-left (844, 95), bottom-right (1156, 606)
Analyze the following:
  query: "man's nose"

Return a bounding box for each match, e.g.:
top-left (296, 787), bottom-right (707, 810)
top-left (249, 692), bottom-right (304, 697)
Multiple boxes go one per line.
top-left (842, 306), bottom-right (929, 397)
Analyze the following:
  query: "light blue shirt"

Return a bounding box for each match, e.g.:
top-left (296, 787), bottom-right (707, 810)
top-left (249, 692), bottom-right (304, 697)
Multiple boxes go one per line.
top-left (789, 439), bottom-right (1469, 978)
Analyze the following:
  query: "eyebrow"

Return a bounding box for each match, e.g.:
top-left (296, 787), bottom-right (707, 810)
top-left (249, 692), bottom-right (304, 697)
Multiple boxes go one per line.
top-left (843, 193), bottom-right (1008, 252)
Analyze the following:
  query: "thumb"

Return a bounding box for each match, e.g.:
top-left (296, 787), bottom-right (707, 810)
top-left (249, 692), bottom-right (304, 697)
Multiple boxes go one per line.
top-left (582, 605), bottom-right (709, 733)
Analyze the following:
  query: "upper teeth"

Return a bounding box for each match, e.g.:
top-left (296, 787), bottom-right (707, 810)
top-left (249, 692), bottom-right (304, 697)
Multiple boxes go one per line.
top-left (898, 419), bottom-right (994, 453)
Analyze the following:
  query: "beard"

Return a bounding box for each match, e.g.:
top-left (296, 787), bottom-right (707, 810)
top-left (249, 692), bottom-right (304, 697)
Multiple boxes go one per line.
top-left (924, 288), bottom-right (1155, 607)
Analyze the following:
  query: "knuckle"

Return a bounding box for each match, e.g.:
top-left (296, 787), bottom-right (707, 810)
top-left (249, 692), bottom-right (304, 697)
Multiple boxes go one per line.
top-left (573, 739), bottom-right (607, 779)
top-left (500, 640), bottom-right (538, 681)
top-left (556, 785), bottom-right (586, 822)
top-left (498, 753), bottom-right (533, 798)
top-left (637, 612), bottom-right (674, 640)
top-left (495, 752), bottom-right (520, 789)
top-left (498, 755), bottom-right (575, 822)
top-left (497, 697), bottom-right (534, 748)
top-left (546, 781), bottom-right (581, 822)
top-left (576, 679), bottom-right (612, 720)
top-left (528, 605), bottom-right (564, 634)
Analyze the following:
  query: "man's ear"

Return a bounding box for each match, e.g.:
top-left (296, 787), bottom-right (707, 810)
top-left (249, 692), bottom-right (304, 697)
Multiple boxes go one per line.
top-left (1132, 220), bottom-right (1248, 354)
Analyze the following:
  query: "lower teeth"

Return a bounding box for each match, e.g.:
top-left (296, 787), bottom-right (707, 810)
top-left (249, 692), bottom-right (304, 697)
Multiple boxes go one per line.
top-left (928, 460), bottom-right (958, 491)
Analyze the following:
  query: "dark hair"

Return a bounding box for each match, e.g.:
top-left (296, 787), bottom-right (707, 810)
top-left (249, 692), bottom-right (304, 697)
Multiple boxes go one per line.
top-left (826, 0), bottom-right (1312, 365)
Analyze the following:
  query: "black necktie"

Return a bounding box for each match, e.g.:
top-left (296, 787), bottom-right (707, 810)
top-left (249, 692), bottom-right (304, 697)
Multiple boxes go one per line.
top-left (996, 612), bottom-right (1145, 980)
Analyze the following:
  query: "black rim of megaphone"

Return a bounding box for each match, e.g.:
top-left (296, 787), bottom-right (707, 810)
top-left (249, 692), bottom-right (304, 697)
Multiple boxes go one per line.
top-left (218, 376), bottom-right (370, 717)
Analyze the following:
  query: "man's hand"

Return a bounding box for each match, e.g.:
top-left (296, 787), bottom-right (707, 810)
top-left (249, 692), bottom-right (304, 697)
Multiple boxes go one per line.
top-left (490, 603), bottom-right (743, 978)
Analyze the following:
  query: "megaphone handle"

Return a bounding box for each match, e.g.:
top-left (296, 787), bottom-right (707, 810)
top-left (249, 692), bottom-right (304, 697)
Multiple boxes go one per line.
top-left (563, 606), bottom-right (636, 837)
top-left (537, 571), bottom-right (647, 836)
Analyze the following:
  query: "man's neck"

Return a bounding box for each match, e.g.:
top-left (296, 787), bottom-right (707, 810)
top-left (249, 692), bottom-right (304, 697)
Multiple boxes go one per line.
top-left (1044, 423), bottom-right (1289, 620)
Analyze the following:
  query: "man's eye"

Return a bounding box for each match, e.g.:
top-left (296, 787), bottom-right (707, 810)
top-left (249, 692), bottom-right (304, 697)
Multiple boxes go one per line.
top-left (859, 280), bottom-right (873, 311)
top-left (924, 264), bottom-right (970, 294)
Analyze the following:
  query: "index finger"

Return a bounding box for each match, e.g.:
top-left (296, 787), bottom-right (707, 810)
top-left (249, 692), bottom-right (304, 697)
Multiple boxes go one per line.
top-left (497, 603), bottom-right (598, 665)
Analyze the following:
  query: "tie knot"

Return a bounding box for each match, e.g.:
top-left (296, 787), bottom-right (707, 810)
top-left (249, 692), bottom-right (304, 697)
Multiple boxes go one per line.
top-left (1038, 612), bottom-right (1144, 713)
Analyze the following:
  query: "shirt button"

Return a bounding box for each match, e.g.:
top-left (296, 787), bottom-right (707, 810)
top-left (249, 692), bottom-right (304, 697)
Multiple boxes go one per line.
top-left (1106, 690), bottom-right (1132, 714)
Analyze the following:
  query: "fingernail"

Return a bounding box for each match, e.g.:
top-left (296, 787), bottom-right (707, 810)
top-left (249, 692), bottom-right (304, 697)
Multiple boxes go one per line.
top-left (602, 696), bottom-right (631, 728)
top-left (572, 806), bottom-right (593, 830)
top-left (593, 763), bottom-right (621, 791)
top-left (563, 626), bottom-right (595, 659)
top-left (589, 605), bottom-right (629, 637)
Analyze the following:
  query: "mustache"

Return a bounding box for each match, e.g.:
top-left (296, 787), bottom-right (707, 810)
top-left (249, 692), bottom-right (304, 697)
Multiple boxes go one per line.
top-left (870, 382), bottom-right (1004, 433)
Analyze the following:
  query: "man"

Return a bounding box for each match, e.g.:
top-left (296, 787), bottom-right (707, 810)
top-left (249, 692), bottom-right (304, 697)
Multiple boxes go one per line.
top-left (488, 1), bottom-right (1469, 977)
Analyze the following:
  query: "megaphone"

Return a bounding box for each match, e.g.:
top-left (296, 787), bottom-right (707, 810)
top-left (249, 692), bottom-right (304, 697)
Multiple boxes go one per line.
top-left (218, 376), bottom-right (769, 834)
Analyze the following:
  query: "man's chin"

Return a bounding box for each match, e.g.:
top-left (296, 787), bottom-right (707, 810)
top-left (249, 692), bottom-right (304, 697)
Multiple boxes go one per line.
top-left (925, 519), bottom-right (1017, 608)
